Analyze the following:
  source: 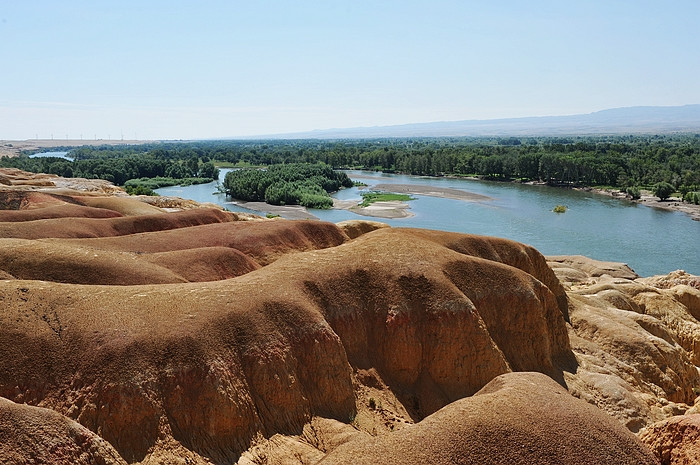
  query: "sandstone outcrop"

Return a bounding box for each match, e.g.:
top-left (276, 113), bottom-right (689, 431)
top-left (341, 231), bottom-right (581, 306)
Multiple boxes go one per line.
top-left (0, 167), bottom-right (123, 194)
top-left (319, 372), bottom-right (660, 465)
top-left (548, 254), bottom-right (639, 282)
top-left (0, 239), bottom-right (262, 284)
top-left (55, 220), bottom-right (352, 266)
top-left (335, 219), bottom-right (389, 239)
top-left (0, 396), bottom-right (127, 465)
top-left (639, 414), bottom-right (700, 465)
top-left (548, 257), bottom-right (700, 432)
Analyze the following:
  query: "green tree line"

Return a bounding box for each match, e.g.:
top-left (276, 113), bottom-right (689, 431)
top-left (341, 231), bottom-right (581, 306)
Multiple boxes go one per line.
top-left (0, 152), bottom-right (218, 187)
top-left (3, 135), bottom-right (698, 197)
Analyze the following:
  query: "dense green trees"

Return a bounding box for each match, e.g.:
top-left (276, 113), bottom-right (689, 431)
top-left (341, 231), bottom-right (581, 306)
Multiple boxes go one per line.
top-left (0, 150), bottom-right (218, 188)
top-left (223, 163), bottom-right (352, 209)
top-left (2, 135), bottom-right (698, 201)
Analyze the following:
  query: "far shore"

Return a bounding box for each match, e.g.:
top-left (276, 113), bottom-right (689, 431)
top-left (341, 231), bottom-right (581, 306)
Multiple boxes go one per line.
top-left (578, 187), bottom-right (700, 221)
top-left (5, 142), bottom-right (696, 221)
top-left (0, 139), bottom-right (155, 158)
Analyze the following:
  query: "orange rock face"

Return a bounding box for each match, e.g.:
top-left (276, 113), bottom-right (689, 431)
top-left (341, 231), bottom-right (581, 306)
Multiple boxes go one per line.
top-left (0, 206), bottom-right (235, 239)
top-left (639, 414), bottom-right (700, 465)
top-left (0, 223), bottom-right (574, 462)
top-left (0, 178), bottom-right (577, 462)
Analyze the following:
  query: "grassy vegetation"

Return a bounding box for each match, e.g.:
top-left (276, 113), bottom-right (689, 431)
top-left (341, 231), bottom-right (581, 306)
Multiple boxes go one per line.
top-left (123, 176), bottom-right (215, 190)
top-left (553, 205), bottom-right (567, 213)
top-left (213, 160), bottom-right (260, 168)
top-left (124, 185), bottom-right (159, 196)
top-left (359, 191), bottom-right (415, 207)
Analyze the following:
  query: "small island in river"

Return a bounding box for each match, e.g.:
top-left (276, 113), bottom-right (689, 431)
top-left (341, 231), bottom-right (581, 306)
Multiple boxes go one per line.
top-left (221, 163), bottom-right (494, 220)
top-left (230, 182), bottom-right (493, 220)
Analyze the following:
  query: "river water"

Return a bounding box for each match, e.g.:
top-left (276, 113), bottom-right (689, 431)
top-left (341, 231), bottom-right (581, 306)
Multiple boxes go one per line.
top-left (29, 151), bottom-right (74, 161)
top-left (156, 169), bottom-right (700, 277)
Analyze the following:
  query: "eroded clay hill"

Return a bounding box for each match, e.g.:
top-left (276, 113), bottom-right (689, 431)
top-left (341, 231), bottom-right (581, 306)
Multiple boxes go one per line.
top-left (1, 168), bottom-right (698, 464)
top-left (0, 225), bottom-right (575, 463)
top-left (0, 396), bottom-right (127, 465)
top-left (320, 372), bottom-right (659, 465)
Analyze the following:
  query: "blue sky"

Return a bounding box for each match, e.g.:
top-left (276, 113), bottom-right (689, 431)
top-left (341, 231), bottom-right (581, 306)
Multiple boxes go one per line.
top-left (1, 0), bottom-right (698, 140)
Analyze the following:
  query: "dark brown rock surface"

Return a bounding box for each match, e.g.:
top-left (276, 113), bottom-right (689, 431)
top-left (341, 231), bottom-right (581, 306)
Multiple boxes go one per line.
top-left (0, 396), bottom-right (127, 465)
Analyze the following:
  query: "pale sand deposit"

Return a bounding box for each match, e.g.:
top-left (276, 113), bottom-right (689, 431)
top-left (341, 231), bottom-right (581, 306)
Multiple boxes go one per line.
top-left (228, 201), bottom-right (320, 220)
top-left (333, 183), bottom-right (490, 219)
top-left (372, 183), bottom-right (492, 202)
top-left (350, 200), bottom-right (415, 219)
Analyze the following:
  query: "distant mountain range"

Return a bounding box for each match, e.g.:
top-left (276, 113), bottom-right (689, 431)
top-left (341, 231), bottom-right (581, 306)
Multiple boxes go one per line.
top-left (257, 104), bottom-right (700, 139)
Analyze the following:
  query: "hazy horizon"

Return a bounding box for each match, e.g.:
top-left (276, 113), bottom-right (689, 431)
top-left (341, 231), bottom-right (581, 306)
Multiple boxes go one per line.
top-left (1, 1), bottom-right (698, 140)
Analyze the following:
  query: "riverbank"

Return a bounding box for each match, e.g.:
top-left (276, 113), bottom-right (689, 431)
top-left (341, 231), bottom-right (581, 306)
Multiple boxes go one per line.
top-left (226, 201), bottom-right (320, 220)
top-left (370, 171), bottom-right (700, 222)
top-left (578, 187), bottom-right (700, 221)
top-left (228, 199), bottom-right (416, 220)
top-left (225, 182), bottom-right (493, 220)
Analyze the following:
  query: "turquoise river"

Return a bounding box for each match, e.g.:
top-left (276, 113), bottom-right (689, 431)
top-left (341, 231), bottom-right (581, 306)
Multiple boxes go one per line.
top-left (156, 169), bottom-right (700, 277)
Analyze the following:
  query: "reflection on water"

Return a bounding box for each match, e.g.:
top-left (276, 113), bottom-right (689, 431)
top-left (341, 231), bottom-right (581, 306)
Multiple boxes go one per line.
top-left (155, 169), bottom-right (699, 276)
top-left (29, 151), bottom-right (74, 161)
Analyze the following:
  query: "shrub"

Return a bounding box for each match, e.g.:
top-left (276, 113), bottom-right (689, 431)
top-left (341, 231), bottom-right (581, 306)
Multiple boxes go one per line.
top-left (682, 191), bottom-right (700, 205)
top-left (625, 186), bottom-right (641, 200)
top-left (652, 182), bottom-right (675, 201)
top-left (553, 205), bottom-right (567, 213)
top-left (124, 185), bottom-right (158, 196)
